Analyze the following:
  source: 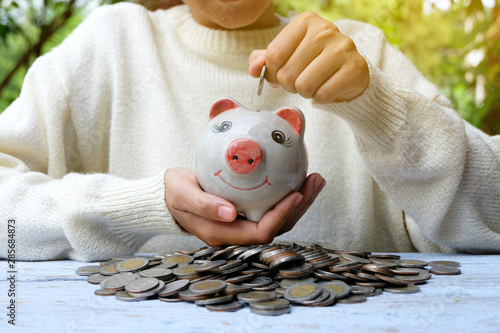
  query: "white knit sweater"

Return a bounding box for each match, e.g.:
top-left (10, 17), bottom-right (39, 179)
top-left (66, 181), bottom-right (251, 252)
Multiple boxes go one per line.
top-left (1, 3), bottom-right (499, 261)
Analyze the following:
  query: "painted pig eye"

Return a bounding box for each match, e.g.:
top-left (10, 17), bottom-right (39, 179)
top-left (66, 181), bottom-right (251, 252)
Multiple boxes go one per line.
top-left (212, 121), bottom-right (232, 133)
top-left (272, 130), bottom-right (292, 147)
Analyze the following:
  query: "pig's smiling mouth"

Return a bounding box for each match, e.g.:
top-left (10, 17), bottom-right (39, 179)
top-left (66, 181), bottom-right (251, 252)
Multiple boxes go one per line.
top-left (214, 170), bottom-right (271, 191)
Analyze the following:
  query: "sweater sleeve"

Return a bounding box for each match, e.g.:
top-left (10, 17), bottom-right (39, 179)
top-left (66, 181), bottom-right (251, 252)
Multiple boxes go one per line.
top-left (0, 5), bottom-right (184, 262)
top-left (325, 20), bottom-right (500, 253)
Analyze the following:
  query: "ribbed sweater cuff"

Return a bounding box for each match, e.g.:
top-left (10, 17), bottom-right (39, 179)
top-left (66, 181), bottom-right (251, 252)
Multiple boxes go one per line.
top-left (101, 170), bottom-right (184, 237)
top-left (326, 59), bottom-right (408, 151)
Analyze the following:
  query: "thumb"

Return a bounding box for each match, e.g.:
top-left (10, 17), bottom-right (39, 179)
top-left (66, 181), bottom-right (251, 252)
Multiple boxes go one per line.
top-left (249, 49), bottom-right (266, 78)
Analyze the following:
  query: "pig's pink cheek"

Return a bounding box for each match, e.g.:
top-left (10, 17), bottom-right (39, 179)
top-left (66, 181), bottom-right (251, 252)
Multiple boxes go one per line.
top-left (225, 138), bottom-right (263, 175)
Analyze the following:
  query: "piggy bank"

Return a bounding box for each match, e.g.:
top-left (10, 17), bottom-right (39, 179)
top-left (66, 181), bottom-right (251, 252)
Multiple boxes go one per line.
top-left (195, 98), bottom-right (308, 222)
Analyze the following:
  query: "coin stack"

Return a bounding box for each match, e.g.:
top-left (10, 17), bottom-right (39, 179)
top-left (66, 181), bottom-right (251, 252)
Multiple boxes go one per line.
top-left (75, 242), bottom-right (461, 316)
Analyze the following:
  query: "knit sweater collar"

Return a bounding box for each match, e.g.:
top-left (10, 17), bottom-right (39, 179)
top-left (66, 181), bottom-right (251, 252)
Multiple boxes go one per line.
top-left (170, 5), bottom-right (286, 55)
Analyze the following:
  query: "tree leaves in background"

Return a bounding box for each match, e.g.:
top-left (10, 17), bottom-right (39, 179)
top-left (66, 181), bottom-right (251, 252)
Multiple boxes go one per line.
top-left (0, 0), bottom-right (130, 110)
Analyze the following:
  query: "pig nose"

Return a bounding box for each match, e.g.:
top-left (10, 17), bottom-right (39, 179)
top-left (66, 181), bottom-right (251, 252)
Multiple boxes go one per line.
top-left (225, 138), bottom-right (263, 175)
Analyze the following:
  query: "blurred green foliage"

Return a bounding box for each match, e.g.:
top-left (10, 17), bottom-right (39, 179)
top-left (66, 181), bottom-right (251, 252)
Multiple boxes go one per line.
top-left (1, 0), bottom-right (499, 134)
top-left (274, 0), bottom-right (500, 134)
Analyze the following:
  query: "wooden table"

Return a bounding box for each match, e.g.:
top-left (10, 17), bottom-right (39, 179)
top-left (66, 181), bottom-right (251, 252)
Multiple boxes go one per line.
top-left (2, 252), bottom-right (499, 332)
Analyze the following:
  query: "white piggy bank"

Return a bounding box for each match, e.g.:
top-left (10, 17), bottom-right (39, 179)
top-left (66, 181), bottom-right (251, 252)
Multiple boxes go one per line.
top-left (195, 98), bottom-right (308, 222)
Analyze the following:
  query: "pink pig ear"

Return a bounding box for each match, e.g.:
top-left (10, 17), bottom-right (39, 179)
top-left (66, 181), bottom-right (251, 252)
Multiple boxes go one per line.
top-left (276, 107), bottom-right (303, 136)
top-left (209, 98), bottom-right (240, 121)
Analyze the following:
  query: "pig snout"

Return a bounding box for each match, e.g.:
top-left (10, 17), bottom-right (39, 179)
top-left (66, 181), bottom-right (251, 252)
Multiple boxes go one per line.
top-left (225, 138), bottom-right (263, 175)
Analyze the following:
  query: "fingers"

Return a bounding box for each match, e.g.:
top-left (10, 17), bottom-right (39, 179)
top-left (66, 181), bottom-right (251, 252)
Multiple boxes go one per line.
top-left (249, 11), bottom-right (369, 103)
top-left (249, 50), bottom-right (266, 78)
top-left (277, 173), bottom-right (326, 235)
top-left (205, 192), bottom-right (304, 246)
top-left (177, 192), bottom-right (303, 247)
top-left (314, 57), bottom-right (369, 103)
top-left (254, 192), bottom-right (304, 242)
top-left (164, 168), bottom-right (236, 222)
top-left (196, 174), bottom-right (324, 247)
top-left (264, 13), bottom-right (308, 88)
top-left (164, 169), bottom-right (325, 248)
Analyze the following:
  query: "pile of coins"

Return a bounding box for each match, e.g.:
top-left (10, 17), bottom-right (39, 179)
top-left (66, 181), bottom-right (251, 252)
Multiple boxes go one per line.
top-left (75, 242), bottom-right (461, 316)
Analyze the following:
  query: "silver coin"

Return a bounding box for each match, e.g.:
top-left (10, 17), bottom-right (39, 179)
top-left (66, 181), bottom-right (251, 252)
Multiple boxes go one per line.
top-left (306, 289), bottom-right (337, 307)
top-left (173, 265), bottom-right (199, 278)
top-left (384, 284), bottom-right (420, 294)
top-left (87, 273), bottom-right (109, 285)
top-left (115, 290), bottom-right (147, 302)
top-left (280, 263), bottom-right (314, 276)
top-left (241, 267), bottom-right (266, 275)
top-left (338, 294), bottom-right (367, 304)
top-left (429, 266), bottom-right (461, 275)
top-left (156, 262), bottom-right (178, 270)
top-left (274, 287), bottom-right (286, 296)
top-left (128, 280), bottom-right (165, 298)
top-left (330, 261), bottom-right (363, 272)
top-left (158, 279), bottom-right (190, 297)
top-left (190, 274), bottom-right (216, 283)
top-left (162, 254), bottom-right (194, 267)
top-left (215, 260), bottom-right (243, 271)
top-left (205, 301), bottom-right (243, 312)
top-left (237, 245), bottom-right (268, 262)
top-left (313, 269), bottom-right (349, 281)
top-left (355, 281), bottom-right (388, 288)
top-left (195, 294), bottom-right (234, 306)
top-left (312, 257), bottom-right (341, 269)
top-left (115, 258), bottom-right (149, 272)
top-left (429, 260), bottom-right (461, 267)
top-left (125, 277), bottom-right (160, 294)
top-left (253, 281), bottom-right (280, 291)
top-left (375, 273), bottom-right (409, 286)
top-left (237, 291), bottom-right (277, 303)
top-left (194, 260), bottom-right (226, 272)
top-left (300, 288), bottom-right (331, 305)
top-left (280, 277), bottom-right (316, 289)
top-left (94, 288), bottom-right (118, 296)
top-left (139, 267), bottom-right (173, 280)
top-left (260, 247), bottom-right (290, 261)
top-left (242, 276), bottom-right (273, 288)
top-left (319, 280), bottom-right (351, 299)
top-left (340, 254), bottom-right (371, 264)
top-left (99, 265), bottom-right (118, 276)
top-left (357, 271), bottom-right (382, 281)
top-left (365, 288), bottom-right (384, 297)
top-left (158, 295), bottom-right (183, 303)
top-left (193, 247), bottom-right (221, 259)
top-left (179, 289), bottom-right (211, 302)
top-left (100, 272), bottom-right (137, 291)
top-left (217, 262), bottom-right (248, 275)
top-left (396, 259), bottom-right (429, 268)
top-left (250, 306), bottom-right (291, 316)
top-left (210, 246), bottom-right (239, 261)
top-left (189, 279), bottom-right (227, 295)
top-left (397, 269), bottom-right (432, 283)
top-left (225, 274), bottom-right (255, 284)
top-left (76, 265), bottom-right (101, 276)
top-left (257, 65), bottom-right (266, 96)
top-left (389, 267), bottom-right (420, 275)
top-left (283, 283), bottom-right (323, 303)
top-left (301, 249), bottom-right (326, 259)
top-left (269, 254), bottom-right (305, 270)
top-left (227, 246), bottom-right (251, 260)
top-left (249, 298), bottom-right (290, 311)
top-left (350, 285), bottom-right (375, 295)
top-left (225, 284), bottom-right (254, 295)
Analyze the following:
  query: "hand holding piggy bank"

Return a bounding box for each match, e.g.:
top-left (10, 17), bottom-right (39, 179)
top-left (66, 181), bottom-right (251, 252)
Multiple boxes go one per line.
top-left (195, 98), bottom-right (308, 222)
